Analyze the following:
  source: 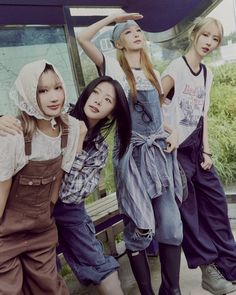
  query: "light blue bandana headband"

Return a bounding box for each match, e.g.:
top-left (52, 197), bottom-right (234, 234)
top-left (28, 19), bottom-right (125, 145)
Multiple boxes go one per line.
top-left (111, 20), bottom-right (139, 45)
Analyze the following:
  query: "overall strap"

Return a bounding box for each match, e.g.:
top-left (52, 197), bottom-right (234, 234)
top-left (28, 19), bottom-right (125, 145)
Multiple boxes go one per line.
top-left (201, 63), bottom-right (207, 112)
top-left (24, 121), bottom-right (69, 155)
top-left (61, 124), bottom-right (69, 149)
top-left (24, 136), bottom-right (32, 156)
top-left (202, 63), bottom-right (207, 88)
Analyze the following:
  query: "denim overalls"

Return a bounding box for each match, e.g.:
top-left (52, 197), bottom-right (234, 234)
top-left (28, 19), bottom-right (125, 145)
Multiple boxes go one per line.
top-left (114, 89), bottom-right (183, 251)
top-left (178, 116), bottom-right (236, 281)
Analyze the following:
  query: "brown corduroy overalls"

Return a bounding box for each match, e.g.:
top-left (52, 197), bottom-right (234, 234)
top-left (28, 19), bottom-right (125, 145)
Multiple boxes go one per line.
top-left (0, 127), bottom-right (69, 295)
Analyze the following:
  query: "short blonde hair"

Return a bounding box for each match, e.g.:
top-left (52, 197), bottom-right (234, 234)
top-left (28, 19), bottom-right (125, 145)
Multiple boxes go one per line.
top-left (190, 17), bottom-right (224, 47)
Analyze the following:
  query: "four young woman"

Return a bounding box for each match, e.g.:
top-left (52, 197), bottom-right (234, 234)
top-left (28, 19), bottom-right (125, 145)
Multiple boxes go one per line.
top-left (0, 11), bottom-right (235, 295)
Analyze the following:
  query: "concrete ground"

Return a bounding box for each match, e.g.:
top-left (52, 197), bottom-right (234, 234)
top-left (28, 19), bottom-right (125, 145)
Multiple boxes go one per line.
top-left (64, 204), bottom-right (236, 295)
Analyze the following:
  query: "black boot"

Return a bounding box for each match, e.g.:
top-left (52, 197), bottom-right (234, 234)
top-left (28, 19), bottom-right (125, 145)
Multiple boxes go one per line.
top-left (158, 243), bottom-right (182, 295)
top-left (126, 249), bottom-right (155, 295)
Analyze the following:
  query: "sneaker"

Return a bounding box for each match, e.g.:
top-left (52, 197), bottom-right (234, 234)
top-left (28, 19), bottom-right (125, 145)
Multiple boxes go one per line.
top-left (200, 264), bottom-right (236, 295)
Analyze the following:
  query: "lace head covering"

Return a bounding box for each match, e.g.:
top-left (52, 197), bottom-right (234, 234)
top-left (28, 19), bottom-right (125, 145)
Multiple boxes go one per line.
top-left (9, 59), bottom-right (67, 127)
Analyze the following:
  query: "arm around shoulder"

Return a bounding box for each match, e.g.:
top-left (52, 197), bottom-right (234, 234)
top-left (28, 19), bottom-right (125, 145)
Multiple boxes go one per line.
top-left (0, 115), bottom-right (23, 136)
top-left (61, 115), bottom-right (81, 173)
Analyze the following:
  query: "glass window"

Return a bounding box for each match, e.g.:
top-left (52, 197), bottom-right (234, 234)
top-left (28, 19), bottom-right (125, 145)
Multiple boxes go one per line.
top-left (75, 26), bottom-right (116, 85)
top-left (0, 26), bottom-right (77, 115)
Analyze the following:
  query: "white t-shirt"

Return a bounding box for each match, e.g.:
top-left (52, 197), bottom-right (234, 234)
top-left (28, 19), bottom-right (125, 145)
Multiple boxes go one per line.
top-left (161, 57), bottom-right (213, 144)
top-left (0, 115), bottom-right (80, 181)
top-left (103, 55), bottom-right (162, 96)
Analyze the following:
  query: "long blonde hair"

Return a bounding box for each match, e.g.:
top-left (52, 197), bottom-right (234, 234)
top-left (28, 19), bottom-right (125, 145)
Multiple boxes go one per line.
top-left (116, 43), bottom-right (163, 105)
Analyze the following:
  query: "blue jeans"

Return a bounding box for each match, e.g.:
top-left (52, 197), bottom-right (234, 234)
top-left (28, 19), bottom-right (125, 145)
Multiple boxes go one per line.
top-left (124, 151), bottom-right (183, 251)
top-left (54, 200), bottom-right (119, 285)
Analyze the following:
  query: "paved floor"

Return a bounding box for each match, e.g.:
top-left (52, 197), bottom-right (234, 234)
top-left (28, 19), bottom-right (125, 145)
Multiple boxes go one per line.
top-left (64, 204), bottom-right (236, 295)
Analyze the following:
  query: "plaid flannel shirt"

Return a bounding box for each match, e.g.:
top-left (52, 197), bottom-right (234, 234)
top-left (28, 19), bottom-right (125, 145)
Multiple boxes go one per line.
top-left (59, 134), bottom-right (108, 204)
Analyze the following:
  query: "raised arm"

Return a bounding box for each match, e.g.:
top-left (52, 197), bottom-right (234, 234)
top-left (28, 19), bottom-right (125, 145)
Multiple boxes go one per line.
top-left (77, 13), bottom-right (143, 71)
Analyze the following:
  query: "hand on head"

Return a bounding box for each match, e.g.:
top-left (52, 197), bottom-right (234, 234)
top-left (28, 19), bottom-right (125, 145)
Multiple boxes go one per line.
top-left (113, 12), bottom-right (143, 24)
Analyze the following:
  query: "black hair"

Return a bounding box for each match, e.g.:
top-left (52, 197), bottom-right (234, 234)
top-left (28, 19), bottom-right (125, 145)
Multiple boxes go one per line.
top-left (70, 76), bottom-right (131, 159)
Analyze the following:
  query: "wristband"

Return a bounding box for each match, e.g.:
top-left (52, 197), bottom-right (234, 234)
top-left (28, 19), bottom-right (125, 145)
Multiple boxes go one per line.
top-left (203, 151), bottom-right (212, 157)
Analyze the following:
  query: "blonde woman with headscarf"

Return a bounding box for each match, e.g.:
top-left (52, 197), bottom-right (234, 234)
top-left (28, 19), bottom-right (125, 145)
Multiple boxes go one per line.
top-left (0, 60), bottom-right (82, 295)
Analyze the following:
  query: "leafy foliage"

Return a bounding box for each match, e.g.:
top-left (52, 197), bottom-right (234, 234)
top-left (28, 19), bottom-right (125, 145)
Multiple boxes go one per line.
top-left (212, 63), bottom-right (236, 88)
top-left (208, 64), bottom-right (236, 183)
top-left (222, 32), bottom-right (236, 45)
top-left (103, 130), bottom-right (116, 194)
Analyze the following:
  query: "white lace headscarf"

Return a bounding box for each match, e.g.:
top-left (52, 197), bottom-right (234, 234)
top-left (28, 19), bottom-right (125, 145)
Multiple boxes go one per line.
top-left (9, 59), bottom-right (67, 127)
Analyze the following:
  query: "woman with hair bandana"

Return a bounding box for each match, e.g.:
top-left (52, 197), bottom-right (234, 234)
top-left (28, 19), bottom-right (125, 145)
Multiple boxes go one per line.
top-left (0, 60), bottom-right (81, 294)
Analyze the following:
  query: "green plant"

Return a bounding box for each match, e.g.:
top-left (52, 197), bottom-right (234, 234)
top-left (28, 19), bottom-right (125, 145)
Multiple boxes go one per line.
top-left (60, 264), bottom-right (72, 277)
top-left (212, 63), bottom-right (236, 87)
top-left (104, 130), bottom-right (116, 194)
top-left (208, 69), bottom-right (236, 184)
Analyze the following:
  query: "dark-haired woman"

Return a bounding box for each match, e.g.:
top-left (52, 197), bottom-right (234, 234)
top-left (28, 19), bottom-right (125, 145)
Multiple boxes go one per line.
top-left (54, 76), bottom-right (131, 295)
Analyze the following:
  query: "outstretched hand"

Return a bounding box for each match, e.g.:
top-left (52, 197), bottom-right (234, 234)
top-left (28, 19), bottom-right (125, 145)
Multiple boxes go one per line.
top-left (112, 13), bottom-right (143, 24)
top-left (0, 115), bottom-right (22, 136)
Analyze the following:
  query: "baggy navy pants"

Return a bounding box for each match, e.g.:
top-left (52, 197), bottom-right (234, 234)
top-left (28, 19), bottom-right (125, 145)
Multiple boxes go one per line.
top-left (54, 200), bottom-right (119, 286)
top-left (177, 117), bottom-right (236, 281)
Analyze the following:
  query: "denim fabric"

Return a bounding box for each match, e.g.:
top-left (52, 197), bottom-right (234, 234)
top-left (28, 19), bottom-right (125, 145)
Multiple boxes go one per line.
top-left (128, 89), bottom-right (163, 136)
top-left (124, 151), bottom-right (183, 251)
top-left (178, 116), bottom-right (236, 280)
top-left (114, 89), bottom-right (183, 250)
top-left (54, 200), bottom-right (119, 285)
